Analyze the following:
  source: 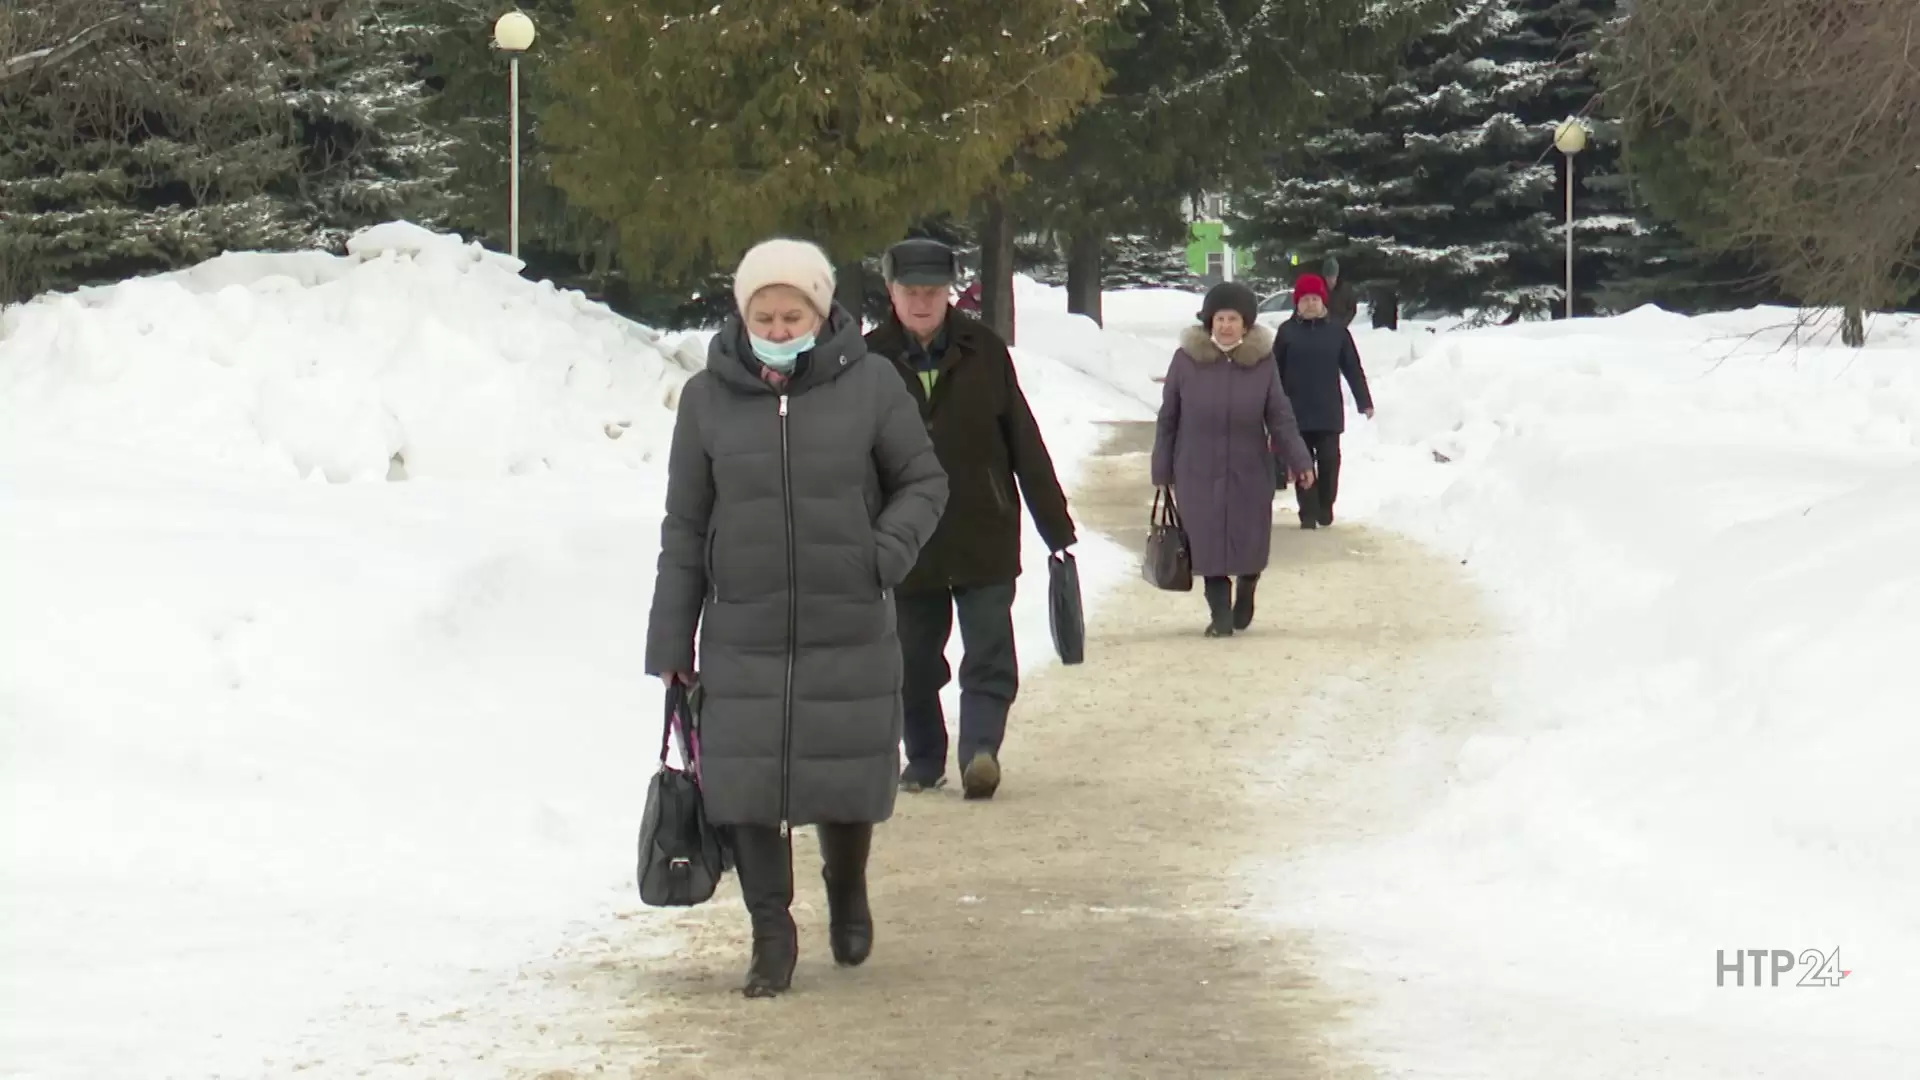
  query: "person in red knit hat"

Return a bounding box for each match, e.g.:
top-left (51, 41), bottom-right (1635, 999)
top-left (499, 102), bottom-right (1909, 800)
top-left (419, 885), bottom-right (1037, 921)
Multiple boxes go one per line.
top-left (1275, 271), bottom-right (1374, 528)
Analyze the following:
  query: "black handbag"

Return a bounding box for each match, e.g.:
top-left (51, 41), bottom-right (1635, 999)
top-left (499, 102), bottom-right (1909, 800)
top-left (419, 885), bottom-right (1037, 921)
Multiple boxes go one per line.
top-left (1048, 551), bottom-right (1086, 665)
top-left (1142, 488), bottom-right (1194, 592)
top-left (636, 682), bottom-right (730, 907)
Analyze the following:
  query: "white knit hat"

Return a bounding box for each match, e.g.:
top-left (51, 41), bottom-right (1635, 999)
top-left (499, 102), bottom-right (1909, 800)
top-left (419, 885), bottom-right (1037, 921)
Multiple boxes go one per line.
top-left (733, 238), bottom-right (836, 316)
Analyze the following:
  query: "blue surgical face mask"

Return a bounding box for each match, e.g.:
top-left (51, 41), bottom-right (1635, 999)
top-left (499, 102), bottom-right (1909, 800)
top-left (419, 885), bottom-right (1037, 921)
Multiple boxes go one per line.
top-left (750, 331), bottom-right (814, 372)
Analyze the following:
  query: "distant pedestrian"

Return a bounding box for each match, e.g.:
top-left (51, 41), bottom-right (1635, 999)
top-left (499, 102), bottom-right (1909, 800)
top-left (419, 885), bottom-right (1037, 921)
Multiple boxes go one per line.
top-left (864, 237), bottom-right (1078, 800)
top-left (1152, 281), bottom-right (1315, 637)
top-left (1276, 273), bottom-right (1374, 529)
top-left (956, 279), bottom-right (983, 314)
top-left (645, 238), bottom-right (949, 998)
top-left (1323, 256), bottom-right (1359, 330)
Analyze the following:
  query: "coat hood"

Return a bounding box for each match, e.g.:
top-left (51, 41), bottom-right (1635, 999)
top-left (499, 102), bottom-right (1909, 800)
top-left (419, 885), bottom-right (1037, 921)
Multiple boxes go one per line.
top-left (1178, 323), bottom-right (1275, 367)
top-left (707, 301), bottom-right (869, 394)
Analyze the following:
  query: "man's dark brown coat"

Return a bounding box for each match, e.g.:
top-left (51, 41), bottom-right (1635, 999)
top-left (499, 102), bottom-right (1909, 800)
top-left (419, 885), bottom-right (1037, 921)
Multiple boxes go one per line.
top-left (864, 313), bottom-right (1076, 593)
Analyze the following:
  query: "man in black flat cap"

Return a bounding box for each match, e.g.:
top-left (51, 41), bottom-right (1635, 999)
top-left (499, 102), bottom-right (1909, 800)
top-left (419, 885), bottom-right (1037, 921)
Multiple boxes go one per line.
top-left (864, 238), bottom-right (1077, 801)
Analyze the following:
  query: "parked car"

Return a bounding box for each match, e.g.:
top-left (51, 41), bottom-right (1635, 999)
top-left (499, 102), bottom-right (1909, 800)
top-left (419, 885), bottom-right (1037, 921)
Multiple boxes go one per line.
top-left (1254, 288), bottom-right (1293, 329)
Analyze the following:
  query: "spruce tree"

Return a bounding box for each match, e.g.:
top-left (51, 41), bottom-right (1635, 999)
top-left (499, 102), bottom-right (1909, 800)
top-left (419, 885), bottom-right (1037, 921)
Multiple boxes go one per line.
top-left (1, 1), bottom-right (453, 304)
top-left (292, 2), bottom-right (458, 246)
top-left (1015, 0), bottom-right (1445, 324)
top-left (1234, 0), bottom-right (1637, 321)
top-left (540, 0), bottom-right (1115, 290)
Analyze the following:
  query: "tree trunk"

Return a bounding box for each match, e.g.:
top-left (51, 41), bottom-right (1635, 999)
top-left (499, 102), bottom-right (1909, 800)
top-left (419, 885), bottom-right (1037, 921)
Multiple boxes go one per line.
top-left (978, 197), bottom-right (1017, 345)
top-left (1065, 228), bottom-right (1104, 327)
top-left (836, 259), bottom-right (868, 326)
top-left (1371, 287), bottom-right (1400, 330)
top-left (1842, 303), bottom-right (1866, 347)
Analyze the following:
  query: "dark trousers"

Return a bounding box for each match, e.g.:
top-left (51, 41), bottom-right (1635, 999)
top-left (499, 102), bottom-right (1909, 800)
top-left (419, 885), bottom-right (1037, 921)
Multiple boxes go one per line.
top-left (895, 582), bottom-right (1018, 778)
top-left (1294, 431), bottom-right (1343, 524)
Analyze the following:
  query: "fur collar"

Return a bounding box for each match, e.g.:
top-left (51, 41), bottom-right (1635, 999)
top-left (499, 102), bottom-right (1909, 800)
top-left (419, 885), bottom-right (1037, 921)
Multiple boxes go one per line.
top-left (1178, 323), bottom-right (1275, 366)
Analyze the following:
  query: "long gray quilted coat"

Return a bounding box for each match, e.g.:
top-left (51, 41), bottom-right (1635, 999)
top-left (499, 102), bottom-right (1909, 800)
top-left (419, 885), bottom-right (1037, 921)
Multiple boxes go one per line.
top-left (644, 304), bottom-right (948, 827)
top-left (1151, 324), bottom-right (1311, 578)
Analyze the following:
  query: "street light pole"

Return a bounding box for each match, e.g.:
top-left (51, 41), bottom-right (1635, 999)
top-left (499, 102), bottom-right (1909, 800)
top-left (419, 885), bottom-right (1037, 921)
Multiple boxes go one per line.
top-left (510, 54), bottom-right (520, 257)
top-left (1553, 117), bottom-right (1588, 320)
top-left (493, 11), bottom-right (537, 260)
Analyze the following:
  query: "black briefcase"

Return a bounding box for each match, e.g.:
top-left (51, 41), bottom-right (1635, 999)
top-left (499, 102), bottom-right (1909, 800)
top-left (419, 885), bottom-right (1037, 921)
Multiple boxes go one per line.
top-left (1048, 550), bottom-right (1086, 665)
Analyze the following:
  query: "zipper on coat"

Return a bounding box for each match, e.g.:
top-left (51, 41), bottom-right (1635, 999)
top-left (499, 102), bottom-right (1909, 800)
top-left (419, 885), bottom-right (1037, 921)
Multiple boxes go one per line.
top-left (777, 393), bottom-right (797, 839)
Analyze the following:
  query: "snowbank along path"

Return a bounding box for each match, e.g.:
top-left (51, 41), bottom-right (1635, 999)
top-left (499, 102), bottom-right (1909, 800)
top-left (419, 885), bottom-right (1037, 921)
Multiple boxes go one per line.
top-left (519, 419), bottom-right (1494, 1079)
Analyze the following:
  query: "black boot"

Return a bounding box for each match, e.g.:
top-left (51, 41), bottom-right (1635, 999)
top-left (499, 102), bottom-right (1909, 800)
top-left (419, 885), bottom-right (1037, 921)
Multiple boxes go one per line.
top-left (730, 825), bottom-right (797, 998)
top-left (1232, 574), bottom-right (1259, 631)
top-left (817, 823), bottom-right (874, 967)
top-left (1203, 577), bottom-right (1234, 637)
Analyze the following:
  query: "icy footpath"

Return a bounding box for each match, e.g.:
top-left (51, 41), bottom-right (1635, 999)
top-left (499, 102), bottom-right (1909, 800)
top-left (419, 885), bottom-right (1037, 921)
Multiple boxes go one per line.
top-left (1268, 305), bottom-right (1920, 1078)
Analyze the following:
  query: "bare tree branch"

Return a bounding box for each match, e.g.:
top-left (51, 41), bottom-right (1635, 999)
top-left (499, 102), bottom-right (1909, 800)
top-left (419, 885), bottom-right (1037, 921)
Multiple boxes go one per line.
top-left (0, 14), bottom-right (127, 87)
top-left (1616, 0), bottom-right (1920, 334)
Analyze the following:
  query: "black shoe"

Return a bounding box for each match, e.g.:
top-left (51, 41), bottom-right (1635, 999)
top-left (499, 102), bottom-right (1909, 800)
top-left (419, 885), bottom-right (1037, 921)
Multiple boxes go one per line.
top-left (961, 751), bottom-right (1001, 800)
top-left (1232, 575), bottom-right (1258, 631)
top-left (899, 768), bottom-right (946, 793)
top-left (732, 825), bottom-right (797, 998)
top-left (818, 824), bottom-right (874, 968)
top-left (1299, 515), bottom-right (1318, 530)
top-left (1320, 508), bottom-right (1335, 526)
top-left (1204, 621), bottom-right (1234, 638)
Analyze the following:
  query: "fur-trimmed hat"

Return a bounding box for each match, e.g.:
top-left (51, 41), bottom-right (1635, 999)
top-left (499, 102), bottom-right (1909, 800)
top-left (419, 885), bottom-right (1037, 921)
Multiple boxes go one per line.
top-left (1198, 281), bottom-right (1259, 330)
top-left (734, 238), bottom-right (836, 315)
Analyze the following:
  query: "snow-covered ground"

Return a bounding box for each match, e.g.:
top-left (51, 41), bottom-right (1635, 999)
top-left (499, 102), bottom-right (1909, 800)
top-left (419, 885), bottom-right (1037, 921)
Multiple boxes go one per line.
top-left (0, 226), bottom-right (1147, 1078)
top-left (1272, 305), bottom-right (1920, 1076)
top-left (12, 226), bottom-right (1918, 1077)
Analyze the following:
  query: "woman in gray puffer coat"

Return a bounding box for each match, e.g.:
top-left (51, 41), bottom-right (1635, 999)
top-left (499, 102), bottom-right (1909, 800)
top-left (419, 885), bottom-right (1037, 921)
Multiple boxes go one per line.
top-left (645, 238), bottom-right (948, 998)
top-left (1152, 281), bottom-right (1314, 637)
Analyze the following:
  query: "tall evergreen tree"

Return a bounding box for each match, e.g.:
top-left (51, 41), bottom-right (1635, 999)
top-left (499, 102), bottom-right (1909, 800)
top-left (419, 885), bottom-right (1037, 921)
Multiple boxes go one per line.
top-left (541, 0), bottom-right (1116, 302)
top-left (1015, 0), bottom-right (1445, 324)
top-left (292, 2), bottom-right (458, 246)
top-left (1234, 0), bottom-right (1636, 322)
top-left (1, 1), bottom-right (453, 304)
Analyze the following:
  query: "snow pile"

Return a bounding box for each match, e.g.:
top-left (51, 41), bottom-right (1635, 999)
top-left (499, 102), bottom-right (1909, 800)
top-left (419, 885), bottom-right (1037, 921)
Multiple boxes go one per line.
top-left (1010, 277), bottom-right (1169, 451)
top-left (0, 221), bottom-right (696, 483)
top-left (1279, 307), bottom-right (1920, 1076)
top-left (1024, 280), bottom-right (1203, 407)
top-left (0, 222), bottom-right (697, 1077)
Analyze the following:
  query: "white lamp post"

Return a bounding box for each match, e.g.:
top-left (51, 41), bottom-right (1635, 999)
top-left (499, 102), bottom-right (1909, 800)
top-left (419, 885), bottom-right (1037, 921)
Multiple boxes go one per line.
top-left (1553, 117), bottom-right (1588, 320)
top-left (493, 11), bottom-right (537, 259)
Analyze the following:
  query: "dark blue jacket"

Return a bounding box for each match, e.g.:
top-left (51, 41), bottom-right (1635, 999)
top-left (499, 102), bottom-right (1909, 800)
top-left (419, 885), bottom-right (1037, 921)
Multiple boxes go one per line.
top-left (1276, 315), bottom-right (1373, 434)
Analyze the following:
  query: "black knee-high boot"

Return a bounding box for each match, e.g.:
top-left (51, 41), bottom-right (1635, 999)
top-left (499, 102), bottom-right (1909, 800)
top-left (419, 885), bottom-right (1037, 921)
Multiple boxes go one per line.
top-left (730, 824), bottom-right (796, 998)
top-left (1204, 576), bottom-right (1233, 637)
top-left (1233, 574), bottom-right (1260, 630)
top-left (817, 823), bottom-right (874, 967)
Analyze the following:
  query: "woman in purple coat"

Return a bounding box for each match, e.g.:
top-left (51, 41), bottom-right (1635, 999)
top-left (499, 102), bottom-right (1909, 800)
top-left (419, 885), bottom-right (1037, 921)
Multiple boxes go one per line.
top-left (1152, 282), bottom-right (1315, 637)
